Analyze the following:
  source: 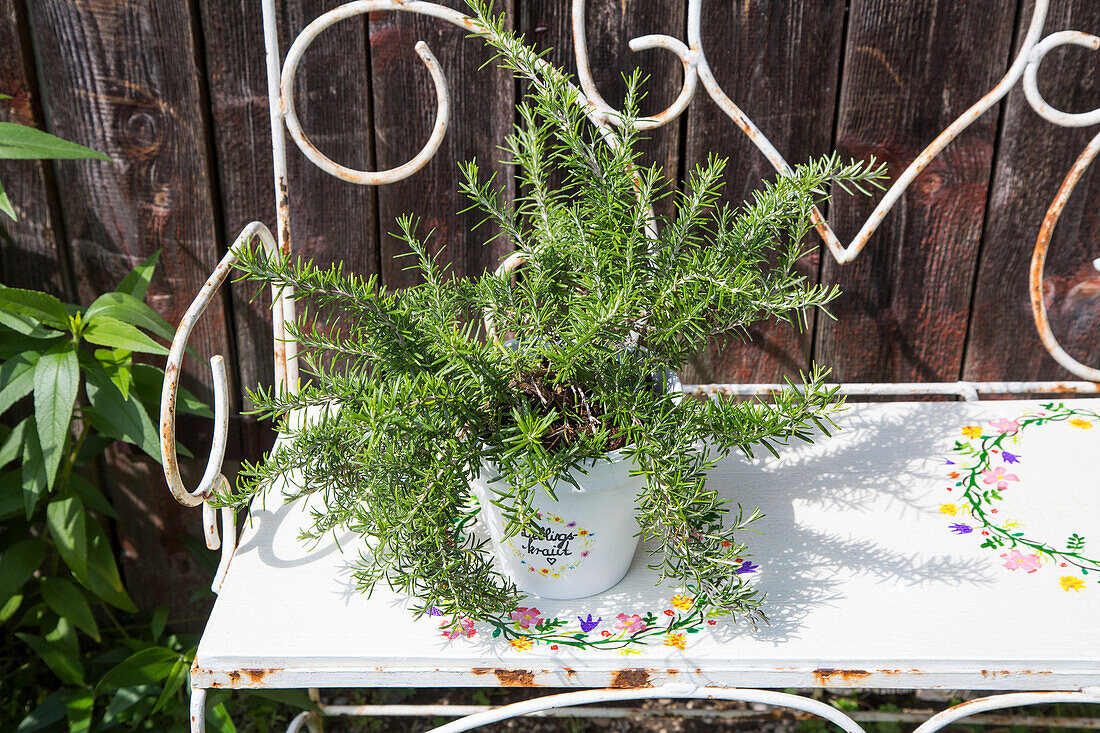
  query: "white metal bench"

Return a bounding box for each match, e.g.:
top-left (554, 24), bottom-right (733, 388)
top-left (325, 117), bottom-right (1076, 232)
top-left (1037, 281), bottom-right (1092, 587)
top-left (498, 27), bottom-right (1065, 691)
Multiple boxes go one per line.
top-left (159, 1), bottom-right (1100, 730)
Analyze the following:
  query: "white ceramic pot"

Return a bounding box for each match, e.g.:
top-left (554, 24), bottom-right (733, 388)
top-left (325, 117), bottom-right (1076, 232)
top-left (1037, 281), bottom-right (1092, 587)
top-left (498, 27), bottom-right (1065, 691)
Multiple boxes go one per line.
top-left (471, 371), bottom-right (681, 600)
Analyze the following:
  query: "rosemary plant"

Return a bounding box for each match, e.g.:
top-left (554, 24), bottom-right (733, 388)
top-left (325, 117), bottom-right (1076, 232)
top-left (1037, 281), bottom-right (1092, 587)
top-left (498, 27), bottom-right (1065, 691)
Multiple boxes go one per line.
top-left (217, 3), bottom-right (886, 627)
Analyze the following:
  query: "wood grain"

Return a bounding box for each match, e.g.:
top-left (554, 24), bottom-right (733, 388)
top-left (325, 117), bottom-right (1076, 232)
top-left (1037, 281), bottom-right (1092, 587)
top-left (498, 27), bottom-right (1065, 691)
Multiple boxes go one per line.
top-left (681, 0), bottom-right (846, 384)
top-left (199, 0), bottom-right (379, 405)
top-left (964, 0), bottom-right (1100, 382)
top-left (370, 0), bottom-right (515, 288)
top-left (26, 0), bottom-right (227, 615)
top-left (815, 0), bottom-right (1017, 383)
top-left (0, 0), bottom-right (67, 298)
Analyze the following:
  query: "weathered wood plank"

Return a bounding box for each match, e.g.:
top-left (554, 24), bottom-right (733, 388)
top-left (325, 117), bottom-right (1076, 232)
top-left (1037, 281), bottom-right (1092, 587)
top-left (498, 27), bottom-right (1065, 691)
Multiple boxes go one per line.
top-left (26, 0), bottom-right (227, 616)
top-left (199, 0), bottom-right (379, 404)
top-left (964, 0), bottom-right (1100, 382)
top-left (370, 0), bottom-right (515, 288)
top-left (814, 0), bottom-right (1017, 384)
top-left (681, 0), bottom-right (846, 384)
top-left (0, 0), bottom-right (67, 298)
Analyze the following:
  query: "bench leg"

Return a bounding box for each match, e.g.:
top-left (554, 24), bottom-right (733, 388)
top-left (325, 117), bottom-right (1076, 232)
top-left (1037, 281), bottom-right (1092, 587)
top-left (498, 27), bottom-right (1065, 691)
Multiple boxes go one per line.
top-left (287, 711), bottom-right (323, 732)
top-left (190, 687), bottom-right (207, 733)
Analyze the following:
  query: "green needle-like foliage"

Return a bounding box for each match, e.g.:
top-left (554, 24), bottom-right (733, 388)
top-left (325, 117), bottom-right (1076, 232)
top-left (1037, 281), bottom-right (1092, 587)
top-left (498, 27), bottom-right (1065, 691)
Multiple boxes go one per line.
top-left (217, 2), bottom-right (887, 627)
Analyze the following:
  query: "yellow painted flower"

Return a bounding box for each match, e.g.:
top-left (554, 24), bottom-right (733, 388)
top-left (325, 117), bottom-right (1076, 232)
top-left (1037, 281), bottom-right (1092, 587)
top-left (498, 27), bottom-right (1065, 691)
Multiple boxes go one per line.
top-left (509, 637), bottom-right (534, 651)
top-left (619, 648), bottom-right (641, 656)
top-left (961, 426), bottom-right (983, 438)
top-left (1069, 419), bottom-right (1093, 429)
top-left (1060, 576), bottom-right (1086, 592)
top-left (664, 633), bottom-right (687, 650)
top-left (939, 503), bottom-right (959, 516)
top-left (670, 595), bottom-right (695, 611)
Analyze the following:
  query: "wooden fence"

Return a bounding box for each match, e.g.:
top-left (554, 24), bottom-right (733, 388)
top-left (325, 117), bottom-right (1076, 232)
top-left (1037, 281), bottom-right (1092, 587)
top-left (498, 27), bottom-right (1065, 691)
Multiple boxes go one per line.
top-left (2, 0), bottom-right (1099, 615)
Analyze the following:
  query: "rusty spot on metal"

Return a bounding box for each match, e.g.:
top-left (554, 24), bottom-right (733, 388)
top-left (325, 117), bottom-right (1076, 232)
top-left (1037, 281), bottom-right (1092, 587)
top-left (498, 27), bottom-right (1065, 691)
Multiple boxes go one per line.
top-left (228, 670), bottom-right (240, 684)
top-left (471, 667), bottom-right (491, 676)
top-left (492, 668), bottom-right (536, 686)
top-left (610, 668), bottom-right (652, 688)
top-left (563, 667), bottom-right (576, 677)
top-left (813, 668), bottom-right (872, 685)
top-left (242, 668), bottom-right (274, 683)
top-left (666, 668), bottom-right (680, 675)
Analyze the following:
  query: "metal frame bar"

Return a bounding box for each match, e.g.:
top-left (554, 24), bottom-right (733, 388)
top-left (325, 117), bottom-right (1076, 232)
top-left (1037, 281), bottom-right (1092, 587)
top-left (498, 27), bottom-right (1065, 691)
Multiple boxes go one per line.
top-left (160, 1), bottom-right (1100, 730)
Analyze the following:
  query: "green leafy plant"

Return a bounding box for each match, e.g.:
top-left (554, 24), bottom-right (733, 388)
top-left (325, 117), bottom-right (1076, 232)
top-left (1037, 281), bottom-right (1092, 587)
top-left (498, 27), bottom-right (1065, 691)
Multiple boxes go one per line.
top-left (0, 252), bottom-right (218, 730)
top-left (0, 116), bottom-right (110, 235)
top-left (219, 2), bottom-right (886, 628)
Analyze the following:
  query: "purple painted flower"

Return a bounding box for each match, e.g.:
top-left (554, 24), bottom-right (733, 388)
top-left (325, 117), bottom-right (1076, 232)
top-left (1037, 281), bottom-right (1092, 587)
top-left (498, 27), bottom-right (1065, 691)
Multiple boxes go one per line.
top-left (428, 606), bottom-right (443, 617)
top-left (735, 560), bottom-right (759, 574)
top-left (1001, 451), bottom-right (1020, 464)
top-left (949, 523), bottom-right (973, 534)
top-left (578, 614), bottom-right (601, 632)
top-left (943, 459), bottom-right (955, 465)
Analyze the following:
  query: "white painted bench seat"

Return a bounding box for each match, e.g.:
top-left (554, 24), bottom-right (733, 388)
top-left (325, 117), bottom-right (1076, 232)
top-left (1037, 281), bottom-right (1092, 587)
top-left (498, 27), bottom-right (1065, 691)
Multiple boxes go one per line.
top-left (192, 398), bottom-right (1100, 694)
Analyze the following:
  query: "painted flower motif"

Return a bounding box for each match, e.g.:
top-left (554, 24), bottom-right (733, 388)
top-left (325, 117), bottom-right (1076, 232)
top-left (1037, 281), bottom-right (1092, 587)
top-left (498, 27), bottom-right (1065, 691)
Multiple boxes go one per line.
top-left (615, 613), bottom-right (647, 634)
top-left (664, 633), bottom-right (687, 651)
top-left (1069, 419), bottom-right (1093, 430)
top-left (509, 637), bottom-right (534, 651)
top-left (961, 426), bottom-right (983, 438)
top-left (601, 630), bottom-right (611, 637)
top-left (1001, 451), bottom-right (1020, 464)
top-left (670, 595), bottom-right (695, 611)
top-left (939, 503), bottom-right (959, 516)
top-left (578, 614), bottom-right (601, 632)
top-left (1060, 576), bottom-right (1086, 592)
top-left (442, 618), bottom-right (477, 639)
top-left (428, 606), bottom-right (443, 617)
top-left (1000, 550), bottom-right (1042, 573)
top-left (664, 609), bottom-right (675, 617)
top-left (707, 620), bottom-right (717, 625)
top-left (990, 418), bottom-right (1020, 434)
top-left (735, 560), bottom-right (759, 574)
top-left (580, 551), bottom-right (589, 557)
top-left (619, 648), bottom-right (640, 656)
top-left (949, 523), bottom-right (973, 534)
top-left (948, 471), bottom-right (960, 478)
top-left (981, 466), bottom-right (1019, 490)
top-left (510, 607), bottom-right (544, 629)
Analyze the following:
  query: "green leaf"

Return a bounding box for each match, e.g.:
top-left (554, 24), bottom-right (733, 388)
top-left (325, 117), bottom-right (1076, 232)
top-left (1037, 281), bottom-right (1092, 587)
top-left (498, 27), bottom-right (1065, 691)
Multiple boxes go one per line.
top-left (0, 538), bottom-right (46, 601)
top-left (16, 690), bottom-right (69, 733)
top-left (83, 315), bottom-right (168, 355)
top-left (0, 310), bottom-right (59, 339)
top-left (84, 362), bottom-right (160, 460)
top-left (102, 686), bottom-right (155, 727)
top-left (0, 121), bottom-right (111, 160)
top-left (21, 424), bottom-right (48, 517)
top-left (47, 496), bottom-right (135, 611)
top-left (46, 496), bottom-right (87, 581)
top-left (0, 417), bottom-right (29, 469)
top-left (85, 290), bottom-right (176, 343)
top-left (85, 520), bottom-right (136, 611)
top-left (95, 647), bottom-right (181, 694)
top-left (0, 469), bottom-right (22, 520)
top-left (150, 655), bottom-right (190, 714)
top-left (33, 342), bottom-right (79, 489)
top-left (16, 627), bottom-right (85, 685)
top-left (69, 472), bottom-right (117, 519)
top-left (244, 689), bottom-right (322, 712)
top-left (41, 578), bottom-right (101, 642)
top-left (0, 176), bottom-right (15, 220)
top-left (132, 363), bottom-right (212, 418)
top-left (65, 689), bottom-right (95, 733)
top-left (0, 355), bottom-right (37, 418)
top-left (116, 250), bottom-right (161, 300)
top-left (0, 286), bottom-right (71, 330)
top-left (207, 702), bottom-right (238, 733)
top-left (151, 605), bottom-right (168, 639)
top-left (0, 592), bottom-right (22, 622)
top-left (95, 347), bottom-right (132, 399)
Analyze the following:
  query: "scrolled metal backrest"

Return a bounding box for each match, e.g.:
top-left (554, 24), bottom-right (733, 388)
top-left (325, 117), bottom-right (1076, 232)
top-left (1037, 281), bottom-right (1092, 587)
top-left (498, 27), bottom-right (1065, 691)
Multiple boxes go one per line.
top-left (159, 0), bottom-right (1100, 538)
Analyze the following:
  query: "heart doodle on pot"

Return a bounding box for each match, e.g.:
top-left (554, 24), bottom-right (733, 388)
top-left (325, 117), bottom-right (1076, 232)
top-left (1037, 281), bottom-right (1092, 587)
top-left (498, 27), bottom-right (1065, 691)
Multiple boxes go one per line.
top-left (546, 557), bottom-right (556, 565)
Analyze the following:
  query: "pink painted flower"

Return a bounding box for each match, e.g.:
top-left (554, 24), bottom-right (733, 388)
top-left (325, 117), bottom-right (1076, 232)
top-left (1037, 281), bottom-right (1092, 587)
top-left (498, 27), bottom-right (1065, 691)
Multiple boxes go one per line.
top-left (1000, 550), bottom-right (1041, 573)
top-left (615, 613), bottom-right (647, 634)
top-left (989, 418), bottom-right (1020, 434)
top-left (509, 607), bottom-right (544, 629)
top-left (442, 618), bottom-right (477, 639)
top-left (981, 466), bottom-right (1019, 490)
